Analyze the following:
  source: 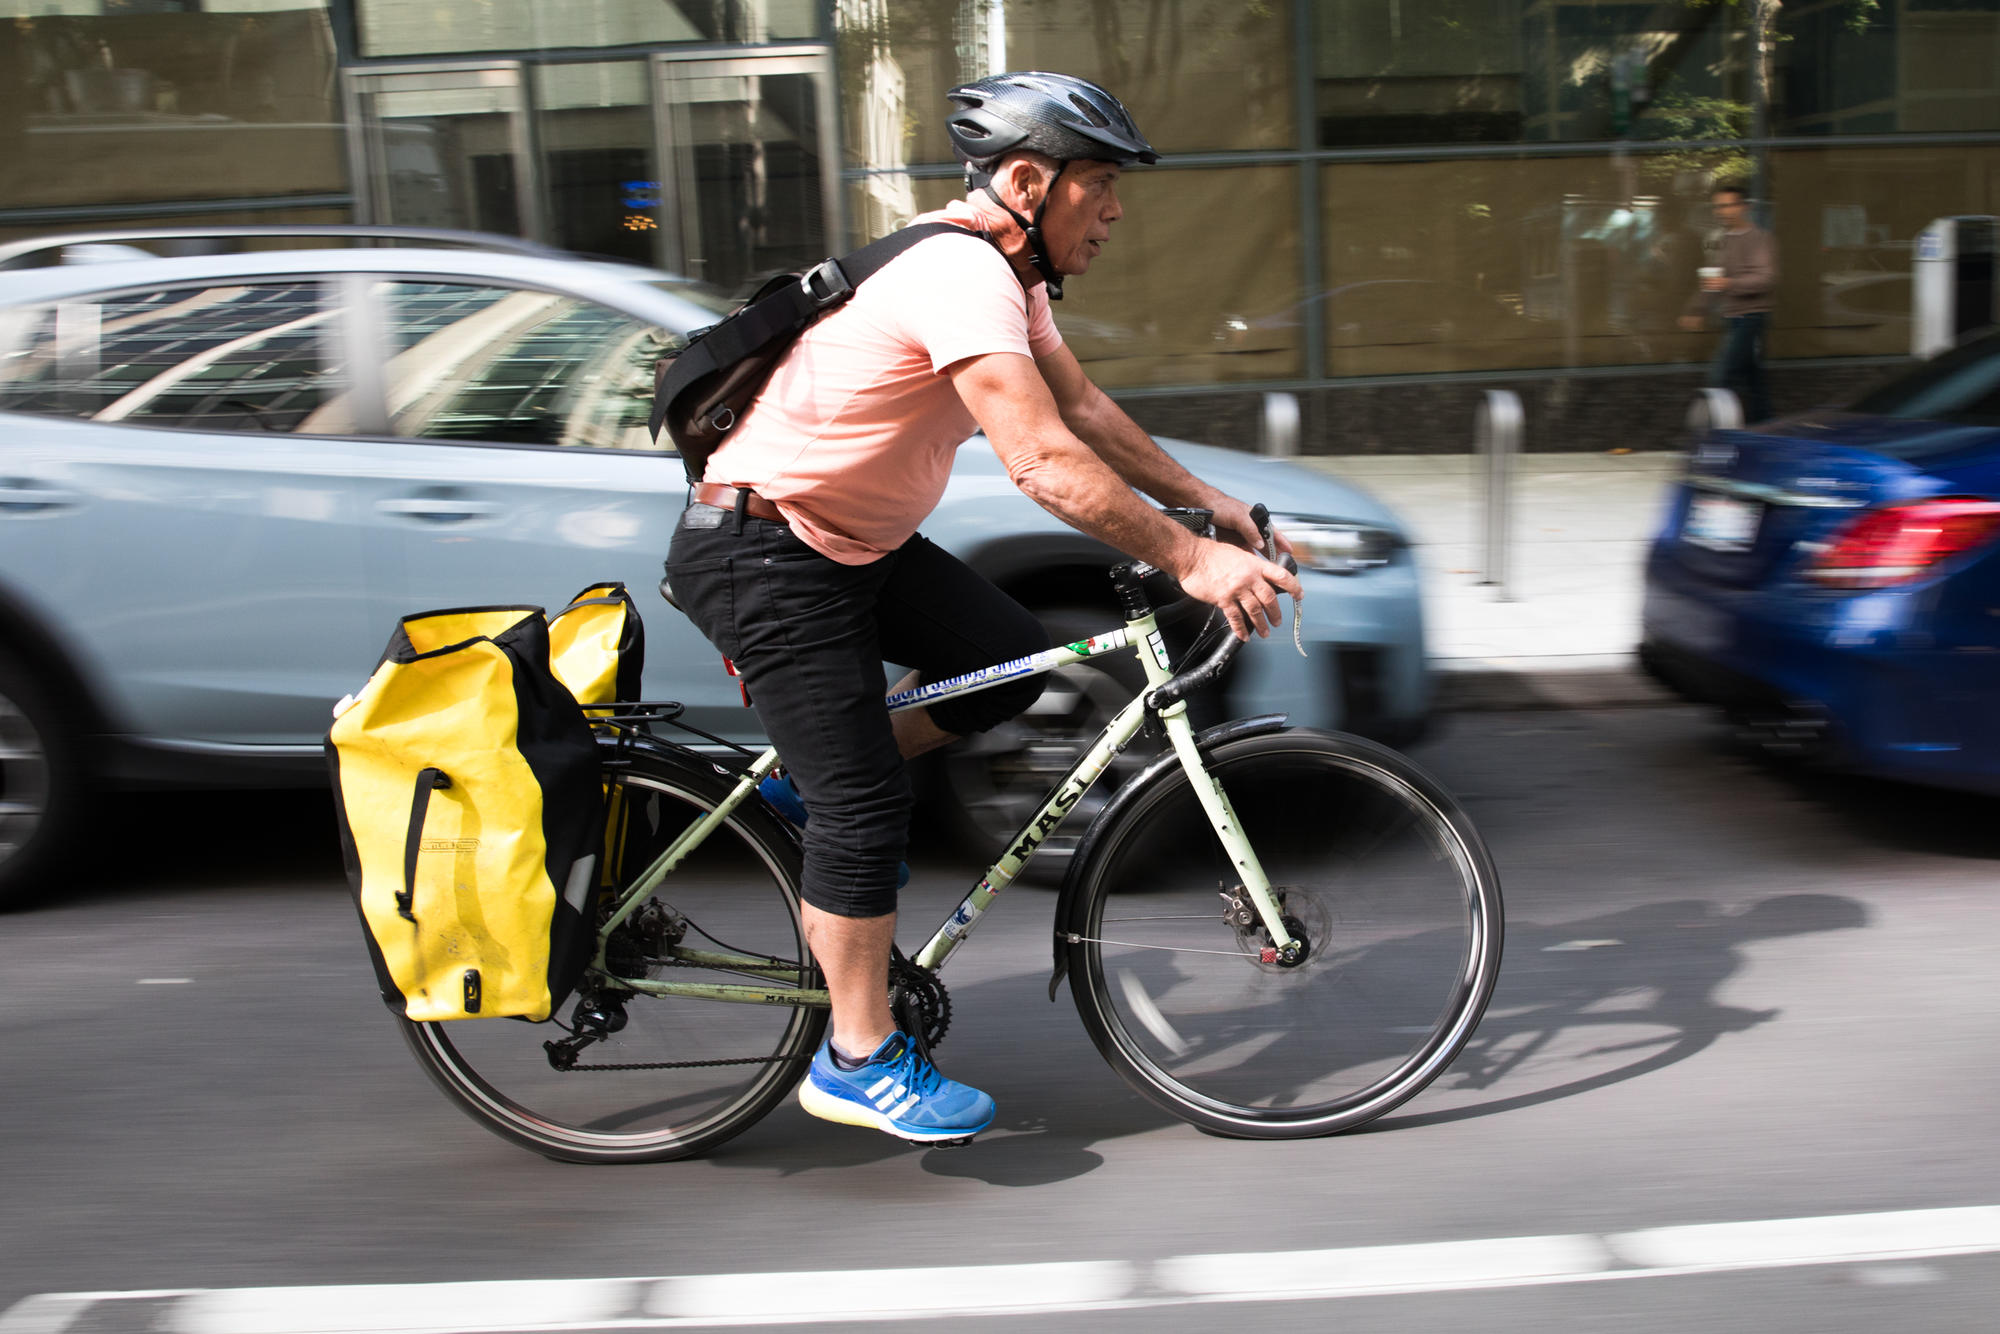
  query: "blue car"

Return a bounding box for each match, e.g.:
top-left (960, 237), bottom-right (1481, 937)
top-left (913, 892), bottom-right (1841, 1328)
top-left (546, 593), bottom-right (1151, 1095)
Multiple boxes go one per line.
top-left (1641, 331), bottom-right (2000, 792)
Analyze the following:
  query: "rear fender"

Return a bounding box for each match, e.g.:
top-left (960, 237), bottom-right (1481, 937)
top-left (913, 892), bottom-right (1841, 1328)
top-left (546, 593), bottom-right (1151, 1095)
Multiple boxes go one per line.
top-left (1046, 713), bottom-right (1289, 1000)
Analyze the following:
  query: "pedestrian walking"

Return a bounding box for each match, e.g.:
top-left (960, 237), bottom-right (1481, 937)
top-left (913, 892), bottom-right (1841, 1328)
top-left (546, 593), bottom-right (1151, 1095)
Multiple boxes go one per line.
top-left (1679, 184), bottom-right (1777, 422)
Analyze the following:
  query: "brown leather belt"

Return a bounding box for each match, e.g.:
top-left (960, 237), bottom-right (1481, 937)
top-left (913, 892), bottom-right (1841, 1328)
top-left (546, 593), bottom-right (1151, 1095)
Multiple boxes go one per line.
top-left (689, 482), bottom-right (786, 524)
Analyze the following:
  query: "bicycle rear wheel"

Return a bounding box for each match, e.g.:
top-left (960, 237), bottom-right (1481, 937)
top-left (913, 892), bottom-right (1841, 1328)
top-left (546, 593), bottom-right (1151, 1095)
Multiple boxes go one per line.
top-left (398, 742), bottom-right (825, 1164)
top-left (1066, 728), bottom-right (1501, 1138)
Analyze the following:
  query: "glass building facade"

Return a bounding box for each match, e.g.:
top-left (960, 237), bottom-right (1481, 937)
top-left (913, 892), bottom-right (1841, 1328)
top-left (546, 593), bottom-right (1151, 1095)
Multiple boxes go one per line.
top-left (4, 1), bottom-right (1999, 449)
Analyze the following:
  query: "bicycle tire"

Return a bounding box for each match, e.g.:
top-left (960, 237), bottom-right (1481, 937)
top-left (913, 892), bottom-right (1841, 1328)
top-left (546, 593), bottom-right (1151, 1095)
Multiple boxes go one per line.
top-left (1065, 728), bottom-right (1502, 1138)
top-left (398, 739), bottom-right (826, 1164)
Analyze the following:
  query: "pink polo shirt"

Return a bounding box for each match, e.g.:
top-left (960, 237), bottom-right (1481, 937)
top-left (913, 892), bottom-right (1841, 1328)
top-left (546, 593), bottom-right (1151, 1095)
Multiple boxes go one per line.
top-left (700, 200), bottom-right (1064, 564)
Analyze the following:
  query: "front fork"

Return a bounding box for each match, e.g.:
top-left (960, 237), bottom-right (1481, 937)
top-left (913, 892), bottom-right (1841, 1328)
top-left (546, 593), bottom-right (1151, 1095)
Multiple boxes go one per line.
top-left (1133, 626), bottom-right (1301, 964)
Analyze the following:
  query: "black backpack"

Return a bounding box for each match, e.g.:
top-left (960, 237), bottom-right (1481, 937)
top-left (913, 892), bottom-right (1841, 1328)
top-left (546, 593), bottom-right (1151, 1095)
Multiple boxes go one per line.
top-left (649, 222), bottom-right (986, 484)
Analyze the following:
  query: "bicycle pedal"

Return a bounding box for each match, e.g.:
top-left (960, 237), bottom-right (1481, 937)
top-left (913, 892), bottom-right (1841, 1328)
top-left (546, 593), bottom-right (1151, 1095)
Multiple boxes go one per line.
top-left (921, 1135), bottom-right (976, 1150)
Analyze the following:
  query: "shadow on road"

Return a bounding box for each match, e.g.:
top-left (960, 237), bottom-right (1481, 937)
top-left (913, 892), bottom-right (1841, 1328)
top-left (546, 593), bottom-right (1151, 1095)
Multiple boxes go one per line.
top-left (1376, 892), bottom-right (1868, 1132)
top-left (699, 891), bottom-right (1867, 1184)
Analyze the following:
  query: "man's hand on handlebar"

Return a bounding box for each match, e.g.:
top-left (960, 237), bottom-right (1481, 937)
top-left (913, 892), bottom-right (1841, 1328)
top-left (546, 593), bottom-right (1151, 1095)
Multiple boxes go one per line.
top-left (1179, 537), bottom-right (1302, 642)
top-left (1209, 496), bottom-right (1295, 561)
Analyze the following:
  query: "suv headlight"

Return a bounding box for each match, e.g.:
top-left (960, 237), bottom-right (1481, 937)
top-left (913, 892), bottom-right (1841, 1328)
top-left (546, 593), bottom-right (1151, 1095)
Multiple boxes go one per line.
top-left (1270, 514), bottom-right (1401, 575)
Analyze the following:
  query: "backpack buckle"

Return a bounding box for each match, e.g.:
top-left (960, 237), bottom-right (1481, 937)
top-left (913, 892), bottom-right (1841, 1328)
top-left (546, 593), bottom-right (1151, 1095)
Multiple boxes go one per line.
top-left (800, 259), bottom-right (852, 310)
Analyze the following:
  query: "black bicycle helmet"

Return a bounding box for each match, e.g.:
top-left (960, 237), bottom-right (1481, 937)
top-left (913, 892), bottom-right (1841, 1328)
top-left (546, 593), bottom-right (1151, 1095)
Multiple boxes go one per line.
top-left (944, 71), bottom-right (1158, 297)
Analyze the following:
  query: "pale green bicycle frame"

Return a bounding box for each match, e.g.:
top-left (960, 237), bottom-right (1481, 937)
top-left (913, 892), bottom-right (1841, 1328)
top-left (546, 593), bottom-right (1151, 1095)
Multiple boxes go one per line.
top-left (589, 605), bottom-right (1299, 1005)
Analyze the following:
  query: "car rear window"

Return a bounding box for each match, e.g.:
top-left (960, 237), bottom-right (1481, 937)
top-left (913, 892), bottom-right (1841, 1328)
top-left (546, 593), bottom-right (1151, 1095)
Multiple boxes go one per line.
top-left (1848, 333), bottom-right (2000, 440)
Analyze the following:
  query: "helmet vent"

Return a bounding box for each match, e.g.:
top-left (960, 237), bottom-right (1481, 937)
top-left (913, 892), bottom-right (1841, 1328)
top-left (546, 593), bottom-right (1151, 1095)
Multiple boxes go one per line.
top-left (1068, 93), bottom-right (1111, 128)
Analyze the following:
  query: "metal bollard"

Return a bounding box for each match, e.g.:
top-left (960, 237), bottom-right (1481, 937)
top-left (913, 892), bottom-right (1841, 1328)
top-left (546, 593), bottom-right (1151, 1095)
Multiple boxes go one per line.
top-left (1475, 389), bottom-right (1522, 600)
top-left (1261, 391), bottom-right (1300, 458)
top-left (1685, 387), bottom-right (1743, 439)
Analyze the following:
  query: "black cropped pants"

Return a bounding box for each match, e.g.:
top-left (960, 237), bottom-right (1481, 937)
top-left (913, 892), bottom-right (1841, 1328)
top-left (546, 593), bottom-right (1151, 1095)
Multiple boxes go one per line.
top-left (666, 506), bottom-right (1049, 918)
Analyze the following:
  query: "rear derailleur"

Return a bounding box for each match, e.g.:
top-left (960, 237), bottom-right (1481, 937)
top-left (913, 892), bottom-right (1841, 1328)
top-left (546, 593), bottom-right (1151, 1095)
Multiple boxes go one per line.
top-left (545, 902), bottom-right (686, 1071)
top-left (544, 984), bottom-right (633, 1071)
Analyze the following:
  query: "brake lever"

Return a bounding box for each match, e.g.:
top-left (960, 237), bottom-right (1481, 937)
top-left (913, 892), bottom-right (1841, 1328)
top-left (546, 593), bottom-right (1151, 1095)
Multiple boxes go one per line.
top-left (1249, 503), bottom-right (1307, 658)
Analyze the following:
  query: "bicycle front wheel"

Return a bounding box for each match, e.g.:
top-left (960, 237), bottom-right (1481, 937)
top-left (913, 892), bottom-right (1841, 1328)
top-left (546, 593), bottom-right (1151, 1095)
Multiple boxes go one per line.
top-left (1066, 728), bottom-right (1502, 1138)
top-left (398, 742), bottom-right (826, 1164)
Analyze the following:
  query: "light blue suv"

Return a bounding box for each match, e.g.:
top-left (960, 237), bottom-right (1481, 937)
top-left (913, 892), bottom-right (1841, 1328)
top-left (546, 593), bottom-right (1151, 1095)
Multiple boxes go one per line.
top-left (0, 228), bottom-right (1428, 906)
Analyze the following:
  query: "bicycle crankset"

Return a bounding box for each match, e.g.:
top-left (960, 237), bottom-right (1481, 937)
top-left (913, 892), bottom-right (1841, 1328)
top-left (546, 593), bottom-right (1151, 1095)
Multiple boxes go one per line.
top-left (888, 951), bottom-right (951, 1058)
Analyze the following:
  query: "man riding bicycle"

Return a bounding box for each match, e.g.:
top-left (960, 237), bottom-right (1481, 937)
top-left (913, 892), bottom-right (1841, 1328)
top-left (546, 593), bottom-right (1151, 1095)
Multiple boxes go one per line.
top-left (664, 71), bottom-right (1301, 1146)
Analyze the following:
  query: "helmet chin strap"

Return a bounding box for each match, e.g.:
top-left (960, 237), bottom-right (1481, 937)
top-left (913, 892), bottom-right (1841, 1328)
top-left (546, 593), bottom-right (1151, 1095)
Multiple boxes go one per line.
top-left (979, 165), bottom-right (1067, 299)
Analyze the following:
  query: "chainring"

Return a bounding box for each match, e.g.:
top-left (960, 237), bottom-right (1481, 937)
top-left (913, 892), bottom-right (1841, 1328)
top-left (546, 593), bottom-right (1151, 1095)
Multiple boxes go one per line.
top-left (888, 955), bottom-right (951, 1052)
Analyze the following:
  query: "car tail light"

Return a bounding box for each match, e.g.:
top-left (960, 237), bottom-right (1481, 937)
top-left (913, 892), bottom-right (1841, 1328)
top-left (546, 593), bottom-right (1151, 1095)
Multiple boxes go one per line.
top-left (1802, 498), bottom-right (2000, 589)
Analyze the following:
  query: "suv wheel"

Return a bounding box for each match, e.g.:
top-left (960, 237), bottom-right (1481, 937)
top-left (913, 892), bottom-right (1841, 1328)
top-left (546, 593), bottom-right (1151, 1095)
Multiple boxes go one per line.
top-left (0, 649), bottom-right (79, 910)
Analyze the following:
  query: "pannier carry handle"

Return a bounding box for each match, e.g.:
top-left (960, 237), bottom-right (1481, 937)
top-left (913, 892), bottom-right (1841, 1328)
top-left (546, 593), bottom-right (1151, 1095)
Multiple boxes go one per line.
top-left (398, 768), bottom-right (453, 922)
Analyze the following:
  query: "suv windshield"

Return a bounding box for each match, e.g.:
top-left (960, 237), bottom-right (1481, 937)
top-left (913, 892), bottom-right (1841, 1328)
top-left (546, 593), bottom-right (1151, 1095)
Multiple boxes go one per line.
top-left (1849, 331), bottom-right (2000, 433)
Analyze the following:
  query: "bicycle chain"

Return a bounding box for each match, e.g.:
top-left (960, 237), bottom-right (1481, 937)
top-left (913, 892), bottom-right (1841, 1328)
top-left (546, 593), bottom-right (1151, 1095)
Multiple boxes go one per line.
top-left (558, 959), bottom-right (944, 1072)
top-left (561, 1053), bottom-right (809, 1073)
top-left (557, 953), bottom-right (817, 1072)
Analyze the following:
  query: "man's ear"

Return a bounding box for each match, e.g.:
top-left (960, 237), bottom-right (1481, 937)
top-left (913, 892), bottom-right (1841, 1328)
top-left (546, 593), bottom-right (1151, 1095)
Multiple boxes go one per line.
top-left (996, 155), bottom-right (1051, 212)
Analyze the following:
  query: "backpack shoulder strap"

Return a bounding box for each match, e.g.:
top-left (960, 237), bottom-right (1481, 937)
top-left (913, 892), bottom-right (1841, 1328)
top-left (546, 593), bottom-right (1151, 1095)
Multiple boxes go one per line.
top-left (832, 220), bottom-right (986, 288)
top-left (657, 224), bottom-right (984, 394)
top-left (650, 223), bottom-right (990, 447)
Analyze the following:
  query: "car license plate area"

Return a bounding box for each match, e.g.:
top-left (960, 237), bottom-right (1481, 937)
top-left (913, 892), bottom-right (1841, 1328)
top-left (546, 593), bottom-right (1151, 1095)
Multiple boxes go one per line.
top-left (1683, 492), bottom-right (1762, 552)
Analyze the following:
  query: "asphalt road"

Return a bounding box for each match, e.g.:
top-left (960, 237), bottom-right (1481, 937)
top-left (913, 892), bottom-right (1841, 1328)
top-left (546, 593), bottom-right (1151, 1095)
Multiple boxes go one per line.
top-left (4, 705), bottom-right (1997, 1332)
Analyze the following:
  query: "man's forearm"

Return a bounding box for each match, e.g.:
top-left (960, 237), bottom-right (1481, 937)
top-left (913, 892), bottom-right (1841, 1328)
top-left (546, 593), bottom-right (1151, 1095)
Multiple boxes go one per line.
top-left (1006, 434), bottom-right (1207, 575)
top-left (1063, 384), bottom-right (1222, 511)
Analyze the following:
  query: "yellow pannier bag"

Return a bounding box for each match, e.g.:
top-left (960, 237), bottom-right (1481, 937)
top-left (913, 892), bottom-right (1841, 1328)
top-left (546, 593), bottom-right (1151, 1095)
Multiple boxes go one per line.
top-left (547, 582), bottom-right (645, 712)
top-left (327, 606), bottom-right (603, 1022)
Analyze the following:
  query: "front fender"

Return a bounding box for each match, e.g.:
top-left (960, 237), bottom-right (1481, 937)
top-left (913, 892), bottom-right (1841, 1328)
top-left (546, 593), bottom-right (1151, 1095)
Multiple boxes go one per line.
top-left (1046, 713), bottom-right (1289, 1000)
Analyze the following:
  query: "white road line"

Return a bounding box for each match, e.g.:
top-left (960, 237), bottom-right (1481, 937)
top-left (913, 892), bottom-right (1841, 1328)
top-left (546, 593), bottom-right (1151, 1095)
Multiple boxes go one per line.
top-left (652, 1262), bottom-right (1135, 1322)
top-left (1609, 1206), bottom-right (2000, 1270)
top-left (168, 1280), bottom-right (640, 1334)
top-left (5, 1206), bottom-right (1997, 1333)
top-left (1162, 1233), bottom-right (1617, 1300)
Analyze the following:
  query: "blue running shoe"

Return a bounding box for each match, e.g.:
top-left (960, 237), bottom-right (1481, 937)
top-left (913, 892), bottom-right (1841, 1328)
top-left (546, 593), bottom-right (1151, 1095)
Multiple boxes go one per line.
top-left (758, 773), bottom-right (909, 889)
top-left (798, 1033), bottom-right (995, 1144)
